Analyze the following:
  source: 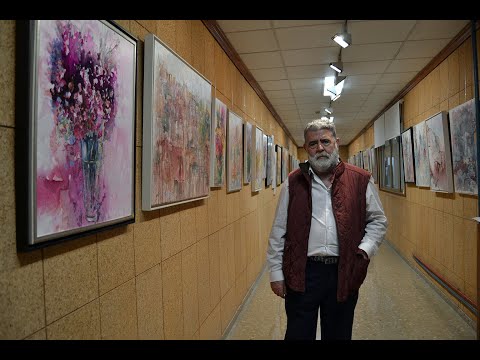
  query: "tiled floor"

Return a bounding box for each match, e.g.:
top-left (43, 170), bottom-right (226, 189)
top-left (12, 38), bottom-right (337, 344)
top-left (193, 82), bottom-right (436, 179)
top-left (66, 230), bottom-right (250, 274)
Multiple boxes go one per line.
top-left (225, 242), bottom-right (477, 340)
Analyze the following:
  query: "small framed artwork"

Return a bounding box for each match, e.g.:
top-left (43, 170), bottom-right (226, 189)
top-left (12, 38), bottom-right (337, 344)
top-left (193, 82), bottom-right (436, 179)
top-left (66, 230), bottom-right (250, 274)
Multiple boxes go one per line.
top-left (252, 126), bottom-right (264, 192)
top-left (227, 111), bottom-right (243, 193)
top-left (243, 122), bottom-right (252, 184)
top-left (276, 144), bottom-right (282, 186)
top-left (401, 127), bottom-right (416, 183)
top-left (16, 20), bottom-right (137, 251)
top-left (425, 111), bottom-right (453, 193)
top-left (413, 120), bottom-right (431, 188)
top-left (449, 99), bottom-right (477, 195)
top-left (265, 135), bottom-right (273, 187)
top-left (142, 34), bottom-right (212, 210)
top-left (211, 98), bottom-right (227, 188)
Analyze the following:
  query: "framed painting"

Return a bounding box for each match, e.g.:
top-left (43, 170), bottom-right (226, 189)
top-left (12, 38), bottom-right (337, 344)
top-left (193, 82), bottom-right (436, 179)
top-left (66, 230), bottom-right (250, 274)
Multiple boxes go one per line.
top-left (252, 126), bottom-right (264, 192)
top-left (16, 20), bottom-right (137, 250)
top-left (243, 122), bottom-right (252, 184)
top-left (265, 135), bottom-right (273, 187)
top-left (282, 147), bottom-right (288, 182)
top-left (227, 111), bottom-right (243, 193)
top-left (142, 34), bottom-right (211, 210)
top-left (413, 120), bottom-right (431, 188)
top-left (211, 98), bottom-right (227, 187)
top-left (276, 144), bottom-right (282, 186)
top-left (425, 111), bottom-right (453, 193)
top-left (262, 133), bottom-right (268, 179)
top-left (449, 99), bottom-right (477, 195)
top-left (401, 127), bottom-right (416, 183)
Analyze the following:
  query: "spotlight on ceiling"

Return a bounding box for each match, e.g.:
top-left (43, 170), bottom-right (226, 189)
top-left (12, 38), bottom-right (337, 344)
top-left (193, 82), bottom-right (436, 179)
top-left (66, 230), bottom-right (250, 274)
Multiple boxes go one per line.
top-left (332, 20), bottom-right (352, 48)
top-left (329, 61), bottom-right (343, 73)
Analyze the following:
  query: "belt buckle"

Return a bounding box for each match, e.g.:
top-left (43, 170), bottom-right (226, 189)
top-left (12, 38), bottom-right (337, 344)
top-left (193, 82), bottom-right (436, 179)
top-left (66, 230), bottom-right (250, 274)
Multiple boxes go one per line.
top-left (324, 257), bottom-right (336, 264)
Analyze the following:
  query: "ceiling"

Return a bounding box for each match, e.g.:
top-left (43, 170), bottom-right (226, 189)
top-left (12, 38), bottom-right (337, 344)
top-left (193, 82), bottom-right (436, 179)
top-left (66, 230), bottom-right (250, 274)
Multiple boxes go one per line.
top-left (215, 20), bottom-right (469, 147)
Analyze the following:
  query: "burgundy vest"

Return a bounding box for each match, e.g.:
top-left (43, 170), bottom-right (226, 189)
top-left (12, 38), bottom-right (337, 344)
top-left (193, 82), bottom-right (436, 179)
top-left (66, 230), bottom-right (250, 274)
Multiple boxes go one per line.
top-left (283, 160), bottom-right (371, 302)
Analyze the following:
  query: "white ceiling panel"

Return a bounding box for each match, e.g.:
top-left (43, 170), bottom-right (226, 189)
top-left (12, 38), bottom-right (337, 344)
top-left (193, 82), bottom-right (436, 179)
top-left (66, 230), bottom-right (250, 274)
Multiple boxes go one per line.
top-left (408, 20), bottom-right (468, 40)
top-left (293, 88), bottom-right (327, 98)
top-left (239, 52), bottom-right (283, 69)
top-left (342, 43), bottom-right (403, 62)
top-left (372, 83), bottom-right (406, 94)
top-left (385, 58), bottom-right (431, 73)
top-left (217, 20), bottom-right (272, 32)
top-left (396, 39), bottom-right (451, 59)
top-left (226, 30), bottom-right (278, 53)
top-left (341, 60), bottom-right (391, 76)
top-left (258, 79), bottom-right (291, 91)
top-left (269, 97), bottom-right (296, 106)
top-left (282, 47), bottom-right (339, 66)
top-left (250, 67), bottom-right (287, 81)
top-left (275, 24), bottom-right (343, 50)
top-left (344, 84), bottom-right (374, 94)
top-left (286, 64), bottom-right (332, 79)
top-left (350, 20), bottom-right (416, 44)
top-left (274, 103), bottom-right (298, 111)
top-left (273, 20), bottom-right (343, 28)
top-left (289, 78), bottom-right (325, 89)
top-left (344, 74), bottom-right (382, 86)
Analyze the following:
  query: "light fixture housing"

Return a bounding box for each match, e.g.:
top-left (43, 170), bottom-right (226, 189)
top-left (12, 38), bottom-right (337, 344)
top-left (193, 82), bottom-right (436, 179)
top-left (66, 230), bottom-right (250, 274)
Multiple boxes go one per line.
top-left (332, 32), bottom-right (351, 48)
top-left (329, 61), bottom-right (343, 73)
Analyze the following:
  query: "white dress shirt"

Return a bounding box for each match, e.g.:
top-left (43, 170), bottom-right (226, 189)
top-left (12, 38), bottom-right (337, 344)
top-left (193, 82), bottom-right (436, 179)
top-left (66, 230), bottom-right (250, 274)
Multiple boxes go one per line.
top-left (266, 166), bottom-right (388, 283)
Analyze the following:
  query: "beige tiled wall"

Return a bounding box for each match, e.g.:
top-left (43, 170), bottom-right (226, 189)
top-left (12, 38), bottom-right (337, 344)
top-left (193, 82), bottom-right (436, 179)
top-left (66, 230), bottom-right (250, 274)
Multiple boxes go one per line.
top-left (0, 20), bottom-right (297, 339)
top-left (348, 31), bottom-right (479, 324)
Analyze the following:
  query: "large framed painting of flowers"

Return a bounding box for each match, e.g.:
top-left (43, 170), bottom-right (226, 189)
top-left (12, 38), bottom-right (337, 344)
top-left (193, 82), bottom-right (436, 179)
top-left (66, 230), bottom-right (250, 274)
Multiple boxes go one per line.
top-left (16, 20), bottom-right (137, 250)
top-left (142, 34), bottom-right (212, 209)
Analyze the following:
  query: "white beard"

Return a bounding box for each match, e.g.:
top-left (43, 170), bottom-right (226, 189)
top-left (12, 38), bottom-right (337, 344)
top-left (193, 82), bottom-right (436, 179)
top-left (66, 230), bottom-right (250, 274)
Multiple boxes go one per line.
top-left (308, 148), bottom-right (339, 174)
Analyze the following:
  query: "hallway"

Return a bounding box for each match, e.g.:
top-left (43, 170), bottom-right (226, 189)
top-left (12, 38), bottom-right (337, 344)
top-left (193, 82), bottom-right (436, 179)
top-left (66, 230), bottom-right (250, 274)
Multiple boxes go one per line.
top-left (225, 242), bottom-right (476, 340)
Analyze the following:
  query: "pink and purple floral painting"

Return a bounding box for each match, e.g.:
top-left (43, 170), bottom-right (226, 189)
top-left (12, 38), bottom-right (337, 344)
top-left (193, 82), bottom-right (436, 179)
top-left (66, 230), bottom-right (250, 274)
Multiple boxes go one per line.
top-left (449, 99), bottom-right (477, 195)
top-left (142, 34), bottom-right (211, 209)
top-left (34, 20), bottom-right (136, 243)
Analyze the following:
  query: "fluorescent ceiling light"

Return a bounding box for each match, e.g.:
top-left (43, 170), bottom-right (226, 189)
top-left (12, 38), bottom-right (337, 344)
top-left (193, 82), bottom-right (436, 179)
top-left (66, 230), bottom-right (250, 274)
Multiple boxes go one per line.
top-left (323, 76), bottom-right (335, 98)
top-left (332, 94), bottom-right (341, 102)
top-left (334, 75), bottom-right (346, 94)
top-left (332, 32), bottom-right (351, 48)
top-left (325, 107), bottom-right (332, 115)
top-left (329, 61), bottom-right (343, 73)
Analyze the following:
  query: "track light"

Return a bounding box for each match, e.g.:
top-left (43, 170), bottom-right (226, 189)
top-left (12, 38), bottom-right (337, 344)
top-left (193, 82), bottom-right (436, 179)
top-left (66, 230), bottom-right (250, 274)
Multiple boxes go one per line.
top-left (332, 20), bottom-right (352, 48)
top-left (329, 61), bottom-right (343, 73)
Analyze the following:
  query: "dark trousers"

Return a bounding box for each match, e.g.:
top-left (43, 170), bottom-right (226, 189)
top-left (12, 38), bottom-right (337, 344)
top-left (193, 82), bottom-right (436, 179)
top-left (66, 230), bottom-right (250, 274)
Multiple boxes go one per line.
top-left (284, 259), bottom-right (358, 340)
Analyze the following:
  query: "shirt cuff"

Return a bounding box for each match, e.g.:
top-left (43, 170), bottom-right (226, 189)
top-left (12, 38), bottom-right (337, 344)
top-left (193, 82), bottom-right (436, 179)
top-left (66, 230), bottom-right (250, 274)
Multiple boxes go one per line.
top-left (269, 270), bottom-right (284, 283)
top-left (358, 242), bottom-right (373, 259)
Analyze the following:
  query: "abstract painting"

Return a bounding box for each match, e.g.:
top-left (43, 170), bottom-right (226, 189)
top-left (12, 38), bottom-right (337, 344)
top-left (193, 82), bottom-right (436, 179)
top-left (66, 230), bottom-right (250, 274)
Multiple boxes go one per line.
top-left (425, 111), bottom-right (453, 192)
top-left (143, 34), bottom-right (211, 210)
top-left (211, 98), bottom-right (227, 187)
top-left (21, 20), bottom-right (137, 249)
top-left (263, 133), bottom-right (268, 179)
top-left (243, 122), bottom-right (252, 184)
top-left (401, 128), bottom-right (415, 183)
top-left (227, 111), bottom-right (243, 193)
top-left (449, 99), bottom-right (477, 195)
top-left (413, 120), bottom-right (431, 187)
top-left (253, 126), bottom-right (264, 192)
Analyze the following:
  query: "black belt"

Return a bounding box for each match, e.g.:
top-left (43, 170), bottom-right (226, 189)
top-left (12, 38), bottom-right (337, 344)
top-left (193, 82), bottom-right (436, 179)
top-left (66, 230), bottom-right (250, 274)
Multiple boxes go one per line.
top-left (307, 256), bottom-right (339, 264)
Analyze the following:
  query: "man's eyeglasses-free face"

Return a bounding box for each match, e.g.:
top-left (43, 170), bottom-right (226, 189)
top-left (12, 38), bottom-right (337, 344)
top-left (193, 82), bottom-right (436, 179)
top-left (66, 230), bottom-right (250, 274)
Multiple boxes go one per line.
top-left (307, 139), bottom-right (332, 150)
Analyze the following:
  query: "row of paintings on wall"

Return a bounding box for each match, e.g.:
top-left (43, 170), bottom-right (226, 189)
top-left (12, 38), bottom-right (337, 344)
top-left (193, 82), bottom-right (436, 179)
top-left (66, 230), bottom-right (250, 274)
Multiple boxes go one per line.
top-left (17, 20), bottom-right (297, 250)
top-left (402, 101), bottom-right (477, 195)
top-left (348, 100), bottom-right (477, 196)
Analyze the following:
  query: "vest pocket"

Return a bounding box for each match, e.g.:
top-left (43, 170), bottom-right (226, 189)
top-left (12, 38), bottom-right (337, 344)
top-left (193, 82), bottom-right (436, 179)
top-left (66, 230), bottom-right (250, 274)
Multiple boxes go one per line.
top-left (350, 256), bottom-right (370, 291)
